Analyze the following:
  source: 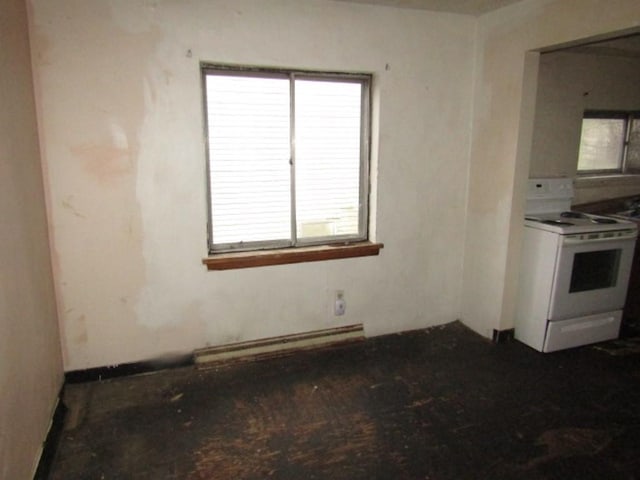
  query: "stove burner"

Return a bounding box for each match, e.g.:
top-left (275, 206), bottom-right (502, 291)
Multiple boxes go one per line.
top-left (541, 219), bottom-right (574, 226)
top-left (560, 211), bottom-right (587, 219)
top-left (591, 217), bottom-right (618, 224)
top-left (559, 211), bottom-right (619, 224)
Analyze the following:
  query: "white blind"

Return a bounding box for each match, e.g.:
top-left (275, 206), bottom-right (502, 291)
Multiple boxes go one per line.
top-left (577, 117), bottom-right (625, 172)
top-left (205, 70), bottom-right (367, 251)
top-left (206, 74), bottom-right (291, 246)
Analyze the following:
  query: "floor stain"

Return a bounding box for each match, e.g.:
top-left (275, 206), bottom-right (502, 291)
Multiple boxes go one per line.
top-left (49, 323), bottom-right (640, 480)
top-left (521, 427), bottom-right (613, 470)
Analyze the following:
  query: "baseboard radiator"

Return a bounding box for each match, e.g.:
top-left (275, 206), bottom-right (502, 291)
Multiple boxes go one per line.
top-left (194, 324), bottom-right (364, 369)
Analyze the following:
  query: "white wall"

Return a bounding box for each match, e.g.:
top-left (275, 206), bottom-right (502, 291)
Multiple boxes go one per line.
top-left (530, 50), bottom-right (640, 205)
top-left (30, 0), bottom-right (476, 370)
top-left (461, 0), bottom-right (640, 337)
top-left (0, 0), bottom-right (64, 477)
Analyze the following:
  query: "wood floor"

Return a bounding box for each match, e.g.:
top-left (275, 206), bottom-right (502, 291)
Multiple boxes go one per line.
top-left (50, 321), bottom-right (640, 479)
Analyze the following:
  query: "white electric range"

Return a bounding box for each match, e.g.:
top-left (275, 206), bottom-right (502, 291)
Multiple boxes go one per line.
top-left (515, 178), bottom-right (638, 352)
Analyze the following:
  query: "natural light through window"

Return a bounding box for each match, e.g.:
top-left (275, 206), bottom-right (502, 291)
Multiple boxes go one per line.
top-left (577, 111), bottom-right (640, 174)
top-left (203, 67), bottom-right (370, 253)
top-left (577, 117), bottom-right (625, 172)
top-left (295, 80), bottom-right (362, 240)
top-left (207, 74), bottom-right (291, 245)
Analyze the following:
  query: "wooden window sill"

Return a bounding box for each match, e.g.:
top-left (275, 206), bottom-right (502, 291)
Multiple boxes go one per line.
top-left (202, 242), bottom-right (383, 271)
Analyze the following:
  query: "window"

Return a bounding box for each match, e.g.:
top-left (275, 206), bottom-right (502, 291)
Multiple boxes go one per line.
top-left (202, 65), bottom-right (371, 255)
top-left (577, 111), bottom-right (640, 174)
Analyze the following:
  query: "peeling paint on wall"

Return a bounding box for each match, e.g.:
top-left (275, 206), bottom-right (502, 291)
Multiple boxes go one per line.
top-left (31, 0), bottom-right (476, 370)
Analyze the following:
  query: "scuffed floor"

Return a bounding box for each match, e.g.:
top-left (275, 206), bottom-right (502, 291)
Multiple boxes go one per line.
top-left (50, 322), bottom-right (640, 479)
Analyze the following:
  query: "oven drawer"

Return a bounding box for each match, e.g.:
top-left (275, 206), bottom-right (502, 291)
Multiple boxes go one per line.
top-left (543, 310), bottom-right (622, 352)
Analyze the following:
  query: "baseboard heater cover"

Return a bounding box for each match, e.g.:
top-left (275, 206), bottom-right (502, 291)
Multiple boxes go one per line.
top-left (194, 324), bottom-right (364, 368)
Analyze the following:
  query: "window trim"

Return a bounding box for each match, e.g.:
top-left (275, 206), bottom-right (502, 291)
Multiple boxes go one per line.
top-left (201, 63), bottom-right (372, 256)
top-left (202, 241), bottom-right (383, 270)
top-left (577, 110), bottom-right (639, 175)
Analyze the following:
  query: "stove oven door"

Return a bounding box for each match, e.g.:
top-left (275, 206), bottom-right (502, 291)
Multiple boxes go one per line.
top-left (548, 232), bottom-right (636, 320)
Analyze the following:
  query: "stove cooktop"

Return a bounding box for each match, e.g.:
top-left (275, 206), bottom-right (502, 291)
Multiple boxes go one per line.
top-left (524, 211), bottom-right (637, 234)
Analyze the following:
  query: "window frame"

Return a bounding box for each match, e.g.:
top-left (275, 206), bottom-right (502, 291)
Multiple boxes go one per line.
top-left (577, 110), bottom-right (640, 175)
top-left (201, 63), bottom-right (372, 255)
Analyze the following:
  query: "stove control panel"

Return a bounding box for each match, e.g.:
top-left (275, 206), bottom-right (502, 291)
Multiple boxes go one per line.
top-left (528, 177), bottom-right (574, 200)
top-left (563, 228), bottom-right (638, 244)
top-left (526, 178), bottom-right (574, 215)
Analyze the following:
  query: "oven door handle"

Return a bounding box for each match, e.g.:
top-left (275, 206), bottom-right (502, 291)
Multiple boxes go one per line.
top-left (562, 230), bottom-right (638, 245)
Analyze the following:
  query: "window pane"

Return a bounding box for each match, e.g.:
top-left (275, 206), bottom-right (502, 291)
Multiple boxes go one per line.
top-left (577, 118), bottom-right (625, 172)
top-left (625, 116), bottom-right (640, 173)
top-left (206, 75), bottom-right (291, 246)
top-left (295, 79), bottom-right (362, 240)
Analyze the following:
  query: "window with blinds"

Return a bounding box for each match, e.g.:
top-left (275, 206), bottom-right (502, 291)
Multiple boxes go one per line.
top-left (203, 66), bottom-right (371, 253)
top-left (577, 111), bottom-right (640, 175)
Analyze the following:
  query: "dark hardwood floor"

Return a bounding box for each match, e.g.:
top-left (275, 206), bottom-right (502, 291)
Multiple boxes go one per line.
top-left (50, 321), bottom-right (640, 479)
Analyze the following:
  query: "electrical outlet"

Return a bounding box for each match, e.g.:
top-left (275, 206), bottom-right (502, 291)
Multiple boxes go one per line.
top-left (334, 290), bottom-right (346, 316)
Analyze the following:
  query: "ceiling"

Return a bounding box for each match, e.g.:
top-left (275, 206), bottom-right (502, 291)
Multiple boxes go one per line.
top-left (336, 1), bottom-right (640, 56)
top-left (333, 0), bottom-right (523, 15)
